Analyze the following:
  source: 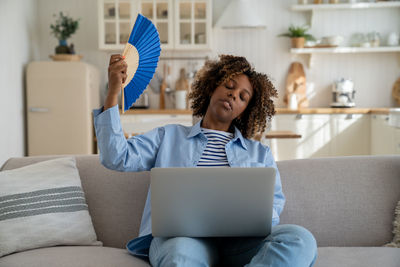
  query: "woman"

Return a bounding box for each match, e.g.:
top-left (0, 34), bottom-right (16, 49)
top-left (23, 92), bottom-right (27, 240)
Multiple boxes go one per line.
top-left (93, 54), bottom-right (317, 267)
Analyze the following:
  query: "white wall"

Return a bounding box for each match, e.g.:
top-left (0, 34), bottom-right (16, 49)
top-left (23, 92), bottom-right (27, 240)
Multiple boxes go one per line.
top-left (36, 0), bottom-right (111, 104)
top-left (0, 0), bottom-right (39, 166)
top-left (211, 0), bottom-right (400, 108)
top-left (1, 0), bottom-right (399, 164)
top-left (34, 0), bottom-right (399, 108)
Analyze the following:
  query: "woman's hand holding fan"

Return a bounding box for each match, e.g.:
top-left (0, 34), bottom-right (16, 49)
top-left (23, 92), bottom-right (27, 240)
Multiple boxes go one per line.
top-left (104, 55), bottom-right (128, 111)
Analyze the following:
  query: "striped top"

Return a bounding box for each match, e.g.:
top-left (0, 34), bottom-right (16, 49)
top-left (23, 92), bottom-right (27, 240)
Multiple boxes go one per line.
top-left (197, 128), bottom-right (234, 167)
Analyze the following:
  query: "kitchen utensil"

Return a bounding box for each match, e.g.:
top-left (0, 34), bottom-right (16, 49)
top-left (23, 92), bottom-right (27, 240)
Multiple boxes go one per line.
top-left (175, 68), bottom-right (189, 91)
top-left (388, 108), bottom-right (400, 128)
top-left (330, 78), bottom-right (356, 108)
top-left (131, 91), bottom-right (149, 109)
top-left (175, 90), bottom-right (187, 110)
top-left (387, 32), bottom-right (399, 46)
top-left (166, 64), bottom-right (172, 89)
top-left (321, 36), bottom-right (344, 46)
top-left (288, 94), bottom-right (298, 110)
top-left (349, 33), bottom-right (366, 47)
top-left (121, 14), bottom-right (161, 112)
top-left (392, 77), bottom-right (400, 105)
top-left (149, 72), bottom-right (162, 93)
top-left (285, 62), bottom-right (309, 108)
top-left (367, 31), bottom-right (380, 47)
top-left (164, 64), bottom-right (175, 108)
top-left (360, 42), bottom-right (371, 48)
top-left (175, 68), bottom-right (189, 110)
top-left (160, 64), bottom-right (167, 109)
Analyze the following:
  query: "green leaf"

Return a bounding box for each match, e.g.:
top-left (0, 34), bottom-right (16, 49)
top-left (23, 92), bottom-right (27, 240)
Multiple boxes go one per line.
top-left (50, 12), bottom-right (80, 40)
top-left (278, 24), bottom-right (314, 39)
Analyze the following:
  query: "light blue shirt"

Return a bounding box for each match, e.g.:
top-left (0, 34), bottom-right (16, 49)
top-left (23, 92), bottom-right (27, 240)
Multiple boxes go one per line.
top-left (93, 105), bottom-right (286, 258)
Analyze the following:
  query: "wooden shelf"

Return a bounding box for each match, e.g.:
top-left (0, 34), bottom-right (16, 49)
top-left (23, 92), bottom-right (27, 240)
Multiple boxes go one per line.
top-left (254, 131), bottom-right (302, 140)
top-left (291, 46), bottom-right (400, 67)
top-left (291, 46), bottom-right (400, 54)
top-left (291, 1), bottom-right (400, 11)
top-left (266, 131), bottom-right (302, 139)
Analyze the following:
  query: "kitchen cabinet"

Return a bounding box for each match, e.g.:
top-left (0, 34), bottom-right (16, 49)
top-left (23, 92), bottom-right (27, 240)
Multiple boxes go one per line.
top-left (117, 109), bottom-right (398, 159)
top-left (138, 0), bottom-right (174, 49)
top-left (120, 113), bottom-right (192, 136)
top-left (98, 0), bottom-right (135, 50)
top-left (98, 0), bottom-right (212, 50)
top-left (396, 128), bottom-right (400, 154)
top-left (174, 0), bottom-right (212, 50)
top-left (330, 114), bottom-right (370, 156)
top-left (371, 114), bottom-right (400, 154)
top-left (139, 0), bottom-right (174, 49)
top-left (269, 113), bottom-right (372, 161)
top-left (269, 114), bottom-right (332, 161)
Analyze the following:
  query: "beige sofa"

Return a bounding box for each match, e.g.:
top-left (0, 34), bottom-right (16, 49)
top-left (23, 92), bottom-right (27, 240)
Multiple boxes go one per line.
top-left (0, 154), bottom-right (399, 267)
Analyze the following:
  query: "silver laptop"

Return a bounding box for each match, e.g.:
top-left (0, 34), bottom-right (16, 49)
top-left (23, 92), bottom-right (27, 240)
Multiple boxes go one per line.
top-left (151, 167), bottom-right (276, 237)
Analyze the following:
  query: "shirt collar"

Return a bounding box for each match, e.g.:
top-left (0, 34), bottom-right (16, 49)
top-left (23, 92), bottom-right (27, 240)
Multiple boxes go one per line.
top-left (187, 120), bottom-right (248, 150)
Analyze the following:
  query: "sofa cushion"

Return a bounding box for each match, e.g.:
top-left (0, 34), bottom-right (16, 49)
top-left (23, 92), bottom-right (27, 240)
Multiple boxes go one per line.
top-left (0, 158), bottom-right (101, 257)
top-left (2, 246), bottom-right (397, 267)
top-left (0, 246), bottom-right (150, 267)
top-left (315, 247), bottom-right (400, 267)
top-left (0, 155), bottom-right (150, 249)
top-left (278, 155), bottom-right (400, 247)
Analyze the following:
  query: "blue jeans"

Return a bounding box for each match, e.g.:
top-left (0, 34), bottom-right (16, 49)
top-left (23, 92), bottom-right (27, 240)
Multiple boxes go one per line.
top-left (149, 224), bottom-right (318, 267)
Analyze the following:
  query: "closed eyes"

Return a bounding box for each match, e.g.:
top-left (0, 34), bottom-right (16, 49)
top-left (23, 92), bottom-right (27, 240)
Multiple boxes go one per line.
top-left (225, 85), bottom-right (249, 102)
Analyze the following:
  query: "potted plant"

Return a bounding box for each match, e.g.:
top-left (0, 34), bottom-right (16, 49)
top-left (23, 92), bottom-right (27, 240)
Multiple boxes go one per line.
top-left (50, 12), bottom-right (80, 56)
top-left (279, 25), bottom-right (315, 48)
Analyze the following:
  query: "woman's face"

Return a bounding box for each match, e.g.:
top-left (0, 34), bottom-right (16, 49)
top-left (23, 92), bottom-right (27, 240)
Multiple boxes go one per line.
top-left (207, 74), bottom-right (254, 124)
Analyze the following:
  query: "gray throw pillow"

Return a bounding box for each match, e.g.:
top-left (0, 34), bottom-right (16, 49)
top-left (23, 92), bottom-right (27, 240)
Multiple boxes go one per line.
top-left (0, 157), bottom-right (101, 257)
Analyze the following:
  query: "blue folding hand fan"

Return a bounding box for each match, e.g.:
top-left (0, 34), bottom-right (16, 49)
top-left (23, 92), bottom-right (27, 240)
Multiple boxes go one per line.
top-left (121, 14), bottom-right (161, 112)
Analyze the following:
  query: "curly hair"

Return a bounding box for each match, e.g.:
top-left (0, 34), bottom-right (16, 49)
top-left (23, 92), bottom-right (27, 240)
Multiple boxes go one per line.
top-left (188, 54), bottom-right (278, 139)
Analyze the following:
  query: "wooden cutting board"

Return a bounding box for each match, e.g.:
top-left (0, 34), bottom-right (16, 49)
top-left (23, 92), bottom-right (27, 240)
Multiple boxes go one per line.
top-left (284, 62), bottom-right (309, 108)
top-left (175, 68), bottom-right (189, 91)
top-left (159, 64), bottom-right (167, 109)
top-left (393, 77), bottom-right (400, 105)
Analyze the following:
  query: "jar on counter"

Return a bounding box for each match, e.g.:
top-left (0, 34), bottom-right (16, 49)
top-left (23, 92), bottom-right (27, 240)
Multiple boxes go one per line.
top-left (368, 31), bottom-right (381, 47)
top-left (288, 93), bottom-right (299, 110)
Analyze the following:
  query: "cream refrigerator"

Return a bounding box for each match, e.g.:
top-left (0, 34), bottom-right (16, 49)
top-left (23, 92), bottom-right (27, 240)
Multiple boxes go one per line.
top-left (26, 61), bottom-right (100, 156)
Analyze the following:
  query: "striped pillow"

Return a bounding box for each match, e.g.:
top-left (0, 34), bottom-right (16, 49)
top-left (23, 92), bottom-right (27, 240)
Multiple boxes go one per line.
top-left (0, 157), bottom-right (101, 257)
